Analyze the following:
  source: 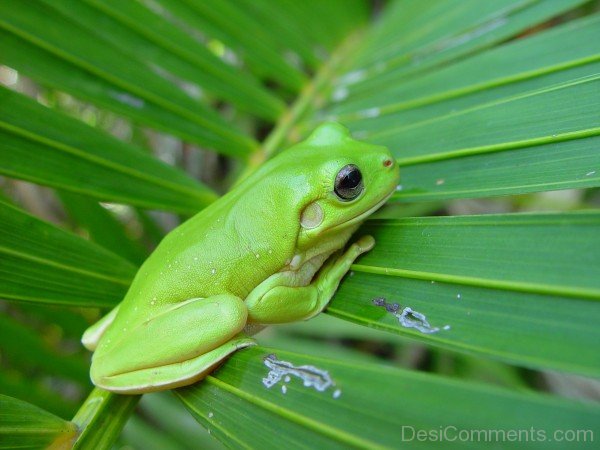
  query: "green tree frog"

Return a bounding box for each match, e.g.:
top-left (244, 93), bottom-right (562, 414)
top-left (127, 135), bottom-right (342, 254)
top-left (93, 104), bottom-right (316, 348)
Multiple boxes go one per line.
top-left (82, 123), bottom-right (399, 394)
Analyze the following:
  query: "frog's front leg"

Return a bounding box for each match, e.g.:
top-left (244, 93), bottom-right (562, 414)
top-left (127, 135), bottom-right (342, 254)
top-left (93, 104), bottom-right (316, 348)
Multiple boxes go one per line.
top-left (90, 294), bottom-right (254, 394)
top-left (246, 235), bottom-right (375, 323)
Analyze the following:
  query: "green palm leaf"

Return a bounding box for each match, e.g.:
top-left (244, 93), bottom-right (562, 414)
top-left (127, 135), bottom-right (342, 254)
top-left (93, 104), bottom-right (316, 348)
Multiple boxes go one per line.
top-left (43, 0), bottom-right (285, 121)
top-left (329, 212), bottom-right (600, 376)
top-left (177, 346), bottom-right (600, 449)
top-left (0, 0), bottom-right (598, 448)
top-left (0, 86), bottom-right (217, 212)
top-left (0, 201), bottom-right (134, 306)
top-left (0, 0), bottom-right (255, 156)
top-left (0, 394), bottom-right (77, 450)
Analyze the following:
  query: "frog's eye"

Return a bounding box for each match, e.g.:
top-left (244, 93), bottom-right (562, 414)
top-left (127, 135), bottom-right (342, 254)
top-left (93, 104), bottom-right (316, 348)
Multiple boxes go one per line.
top-left (334, 164), bottom-right (363, 201)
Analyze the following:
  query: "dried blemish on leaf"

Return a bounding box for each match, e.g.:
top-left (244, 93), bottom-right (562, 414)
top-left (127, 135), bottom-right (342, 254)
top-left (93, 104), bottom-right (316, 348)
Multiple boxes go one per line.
top-left (412, 16), bottom-right (506, 61)
top-left (372, 298), bottom-right (450, 334)
top-left (108, 90), bottom-right (145, 109)
top-left (359, 107), bottom-right (380, 118)
top-left (262, 354), bottom-right (341, 398)
top-left (339, 69), bottom-right (367, 85)
top-left (332, 86), bottom-right (349, 102)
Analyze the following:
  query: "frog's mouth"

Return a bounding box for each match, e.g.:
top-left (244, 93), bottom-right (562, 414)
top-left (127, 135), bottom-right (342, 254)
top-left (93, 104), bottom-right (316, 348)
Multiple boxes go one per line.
top-left (328, 189), bottom-right (395, 233)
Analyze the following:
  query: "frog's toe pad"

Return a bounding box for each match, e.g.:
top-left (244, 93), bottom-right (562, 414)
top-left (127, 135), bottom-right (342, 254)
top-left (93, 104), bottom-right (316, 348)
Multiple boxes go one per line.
top-left (356, 235), bottom-right (375, 252)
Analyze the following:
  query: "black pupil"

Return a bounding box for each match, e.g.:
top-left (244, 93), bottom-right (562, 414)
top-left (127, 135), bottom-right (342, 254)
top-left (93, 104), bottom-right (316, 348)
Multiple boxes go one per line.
top-left (341, 169), bottom-right (361, 189)
top-left (335, 165), bottom-right (363, 200)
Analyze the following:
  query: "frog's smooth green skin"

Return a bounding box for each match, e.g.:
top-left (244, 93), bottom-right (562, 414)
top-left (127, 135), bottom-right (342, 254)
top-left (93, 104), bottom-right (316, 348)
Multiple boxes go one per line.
top-left (82, 122), bottom-right (399, 394)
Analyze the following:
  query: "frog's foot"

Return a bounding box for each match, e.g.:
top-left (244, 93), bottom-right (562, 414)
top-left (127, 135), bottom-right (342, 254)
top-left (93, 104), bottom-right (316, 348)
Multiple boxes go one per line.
top-left (82, 304), bottom-right (120, 351)
top-left (317, 235), bottom-right (374, 292)
top-left (305, 234), bottom-right (374, 316)
top-left (246, 235), bottom-right (375, 324)
top-left (90, 294), bottom-right (254, 394)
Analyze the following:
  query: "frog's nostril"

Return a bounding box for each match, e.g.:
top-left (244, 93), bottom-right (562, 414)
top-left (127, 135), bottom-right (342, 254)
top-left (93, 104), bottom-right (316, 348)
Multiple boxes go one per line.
top-left (383, 159), bottom-right (393, 168)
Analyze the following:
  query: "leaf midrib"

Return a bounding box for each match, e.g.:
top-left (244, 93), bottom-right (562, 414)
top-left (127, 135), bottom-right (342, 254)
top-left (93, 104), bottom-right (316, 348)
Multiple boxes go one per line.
top-left (396, 128), bottom-right (600, 166)
top-left (0, 15), bottom-right (255, 149)
top-left (203, 376), bottom-right (389, 450)
top-left (325, 308), bottom-right (600, 377)
top-left (342, 54), bottom-right (600, 121)
top-left (0, 245), bottom-right (132, 286)
top-left (350, 264), bottom-right (600, 300)
top-left (0, 120), bottom-right (216, 203)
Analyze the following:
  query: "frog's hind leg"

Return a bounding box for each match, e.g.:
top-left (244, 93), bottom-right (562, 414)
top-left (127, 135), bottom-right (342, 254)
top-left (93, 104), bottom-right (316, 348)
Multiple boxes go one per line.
top-left (90, 294), bottom-right (255, 393)
top-left (81, 304), bottom-right (120, 351)
top-left (97, 333), bottom-right (254, 394)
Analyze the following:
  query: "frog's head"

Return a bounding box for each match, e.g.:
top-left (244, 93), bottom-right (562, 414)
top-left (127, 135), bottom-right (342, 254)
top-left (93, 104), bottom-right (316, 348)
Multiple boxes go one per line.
top-left (278, 122), bottom-right (400, 250)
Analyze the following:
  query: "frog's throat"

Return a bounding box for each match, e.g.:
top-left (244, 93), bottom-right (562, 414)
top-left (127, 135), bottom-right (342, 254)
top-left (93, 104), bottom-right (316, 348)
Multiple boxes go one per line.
top-left (328, 190), bottom-right (394, 233)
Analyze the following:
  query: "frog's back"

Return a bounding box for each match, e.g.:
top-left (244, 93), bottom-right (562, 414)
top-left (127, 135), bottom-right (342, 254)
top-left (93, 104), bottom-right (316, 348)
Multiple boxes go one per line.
top-left (118, 178), bottom-right (300, 321)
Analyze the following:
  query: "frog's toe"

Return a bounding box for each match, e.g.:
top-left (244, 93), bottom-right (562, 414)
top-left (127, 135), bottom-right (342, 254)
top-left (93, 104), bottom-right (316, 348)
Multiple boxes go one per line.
top-left (81, 305), bottom-right (120, 351)
top-left (355, 235), bottom-right (375, 252)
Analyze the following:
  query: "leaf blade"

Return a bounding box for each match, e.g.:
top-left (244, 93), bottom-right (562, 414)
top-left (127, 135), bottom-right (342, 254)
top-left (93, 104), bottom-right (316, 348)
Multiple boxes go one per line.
top-left (318, 8), bottom-right (600, 201)
top-left (0, 201), bottom-right (135, 307)
top-left (327, 212), bottom-right (600, 376)
top-left (47, 0), bottom-right (284, 121)
top-left (346, 0), bottom-right (588, 96)
top-left (0, 0), bottom-right (256, 155)
top-left (177, 346), bottom-right (600, 449)
top-left (0, 87), bottom-right (217, 213)
top-left (0, 394), bottom-right (77, 450)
